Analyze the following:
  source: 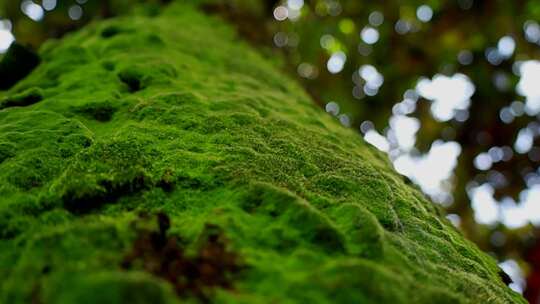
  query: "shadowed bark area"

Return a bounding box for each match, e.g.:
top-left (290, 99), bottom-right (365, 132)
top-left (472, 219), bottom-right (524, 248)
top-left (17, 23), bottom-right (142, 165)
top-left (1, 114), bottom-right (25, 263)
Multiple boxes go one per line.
top-left (0, 43), bottom-right (40, 90)
top-left (0, 2), bottom-right (526, 303)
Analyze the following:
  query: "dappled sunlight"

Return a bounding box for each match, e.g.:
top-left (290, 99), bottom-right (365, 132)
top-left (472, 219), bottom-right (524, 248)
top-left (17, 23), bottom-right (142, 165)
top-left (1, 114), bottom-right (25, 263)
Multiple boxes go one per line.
top-left (0, 20), bottom-right (14, 52)
top-left (500, 259), bottom-right (526, 293)
top-left (517, 60), bottom-right (540, 114)
top-left (21, 0), bottom-right (44, 21)
top-left (393, 141), bottom-right (461, 204)
top-left (470, 183), bottom-right (540, 231)
top-left (416, 74), bottom-right (475, 122)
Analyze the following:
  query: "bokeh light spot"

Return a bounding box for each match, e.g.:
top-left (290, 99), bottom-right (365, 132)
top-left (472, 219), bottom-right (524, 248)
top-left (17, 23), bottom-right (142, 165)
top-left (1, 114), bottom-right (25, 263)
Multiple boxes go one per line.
top-left (497, 36), bottom-right (516, 58)
top-left (21, 1), bottom-right (44, 22)
top-left (416, 5), bottom-right (433, 23)
top-left (42, 0), bottom-right (56, 11)
top-left (273, 6), bottom-right (288, 21)
top-left (327, 51), bottom-right (346, 74)
top-left (68, 5), bottom-right (83, 21)
top-left (368, 11), bottom-right (384, 27)
top-left (360, 26), bottom-right (379, 44)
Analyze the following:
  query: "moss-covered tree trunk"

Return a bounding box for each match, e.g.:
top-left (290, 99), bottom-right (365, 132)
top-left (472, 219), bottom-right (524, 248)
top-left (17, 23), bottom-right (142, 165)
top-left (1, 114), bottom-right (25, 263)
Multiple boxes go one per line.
top-left (0, 2), bottom-right (525, 303)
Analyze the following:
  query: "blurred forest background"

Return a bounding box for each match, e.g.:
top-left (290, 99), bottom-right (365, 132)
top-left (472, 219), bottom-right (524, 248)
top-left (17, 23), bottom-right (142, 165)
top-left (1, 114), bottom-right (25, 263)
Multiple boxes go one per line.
top-left (1, 0), bottom-right (540, 301)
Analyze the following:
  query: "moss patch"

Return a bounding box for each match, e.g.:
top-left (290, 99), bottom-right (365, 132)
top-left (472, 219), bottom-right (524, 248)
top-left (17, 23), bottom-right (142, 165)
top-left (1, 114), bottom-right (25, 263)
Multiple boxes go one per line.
top-left (0, 2), bottom-right (525, 303)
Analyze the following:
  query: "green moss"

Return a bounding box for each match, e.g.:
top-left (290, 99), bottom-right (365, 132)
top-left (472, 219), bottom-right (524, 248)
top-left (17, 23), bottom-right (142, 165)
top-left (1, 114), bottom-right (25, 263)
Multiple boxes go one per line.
top-left (69, 100), bottom-right (118, 122)
top-left (44, 271), bottom-right (180, 304)
top-left (0, 87), bottom-right (43, 110)
top-left (0, 2), bottom-right (525, 303)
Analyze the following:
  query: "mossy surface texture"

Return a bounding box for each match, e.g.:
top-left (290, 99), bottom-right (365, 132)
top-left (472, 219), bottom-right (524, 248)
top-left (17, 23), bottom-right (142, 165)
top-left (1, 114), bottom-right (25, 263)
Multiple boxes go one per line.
top-left (0, 3), bottom-right (525, 303)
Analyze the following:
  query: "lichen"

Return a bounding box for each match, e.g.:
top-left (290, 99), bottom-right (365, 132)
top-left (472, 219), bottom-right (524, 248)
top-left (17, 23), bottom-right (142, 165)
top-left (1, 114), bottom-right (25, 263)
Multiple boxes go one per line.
top-left (0, 2), bottom-right (526, 303)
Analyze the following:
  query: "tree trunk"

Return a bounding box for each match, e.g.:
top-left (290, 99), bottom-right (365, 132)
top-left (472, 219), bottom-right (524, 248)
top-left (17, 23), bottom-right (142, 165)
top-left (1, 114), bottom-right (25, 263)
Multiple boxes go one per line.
top-left (0, 2), bottom-right (525, 303)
